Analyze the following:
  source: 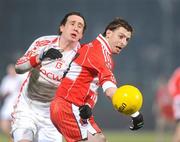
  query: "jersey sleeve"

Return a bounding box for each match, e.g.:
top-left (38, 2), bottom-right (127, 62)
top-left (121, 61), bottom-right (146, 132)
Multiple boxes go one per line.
top-left (15, 36), bottom-right (49, 74)
top-left (85, 45), bottom-right (117, 91)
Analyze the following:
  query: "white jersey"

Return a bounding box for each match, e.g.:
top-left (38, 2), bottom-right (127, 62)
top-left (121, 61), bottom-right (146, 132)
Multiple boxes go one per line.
top-left (12, 35), bottom-right (80, 142)
top-left (15, 35), bottom-right (80, 102)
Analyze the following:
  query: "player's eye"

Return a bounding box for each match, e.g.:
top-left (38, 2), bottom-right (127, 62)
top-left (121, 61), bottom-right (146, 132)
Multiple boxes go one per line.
top-left (69, 21), bottom-right (75, 26)
top-left (119, 35), bottom-right (124, 39)
top-left (78, 24), bottom-right (83, 29)
top-left (126, 38), bottom-right (130, 42)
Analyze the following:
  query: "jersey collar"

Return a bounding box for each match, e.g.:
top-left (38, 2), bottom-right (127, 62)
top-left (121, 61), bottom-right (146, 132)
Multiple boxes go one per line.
top-left (96, 34), bottom-right (112, 54)
top-left (57, 36), bottom-right (81, 52)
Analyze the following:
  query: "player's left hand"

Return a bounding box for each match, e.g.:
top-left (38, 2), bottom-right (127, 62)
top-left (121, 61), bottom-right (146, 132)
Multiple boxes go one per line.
top-left (129, 112), bottom-right (144, 130)
top-left (40, 48), bottom-right (63, 61)
top-left (79, 105), bottom-right (92, 119)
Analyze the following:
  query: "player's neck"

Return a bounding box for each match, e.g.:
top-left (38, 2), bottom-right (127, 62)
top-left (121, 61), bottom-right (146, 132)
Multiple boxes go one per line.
top-left (59, 37), bottom-right (78, 51)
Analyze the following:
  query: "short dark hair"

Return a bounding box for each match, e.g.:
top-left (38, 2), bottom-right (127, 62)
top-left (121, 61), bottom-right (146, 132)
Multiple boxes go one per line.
top-left (58, 11), bottom-right (87, 35)
top-left (102, 17), bottom-right (133, 37)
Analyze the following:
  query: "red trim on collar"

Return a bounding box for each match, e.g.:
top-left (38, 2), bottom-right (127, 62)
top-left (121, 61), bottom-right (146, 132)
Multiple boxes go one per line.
top-left (98, 35), bottom-right (112, 54)
top-left (52, 37), bottom-right (58, 43)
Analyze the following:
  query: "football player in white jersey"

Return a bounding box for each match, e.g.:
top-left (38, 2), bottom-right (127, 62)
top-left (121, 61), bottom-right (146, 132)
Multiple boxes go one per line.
top-left (11, 11), bottom-right (87, 142)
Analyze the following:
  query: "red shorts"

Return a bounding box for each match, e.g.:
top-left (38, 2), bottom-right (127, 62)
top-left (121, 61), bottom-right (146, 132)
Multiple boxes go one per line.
top-left (50, 97), bottom-right (101, 142)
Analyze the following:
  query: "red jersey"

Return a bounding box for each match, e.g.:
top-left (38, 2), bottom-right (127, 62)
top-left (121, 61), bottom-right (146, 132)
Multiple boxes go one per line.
top-left (168, 67), bottom-right (180, 97)
top-left (156, 84), bottom-right (174, 120)
top-left (55, 34), bottom-right (117, 107)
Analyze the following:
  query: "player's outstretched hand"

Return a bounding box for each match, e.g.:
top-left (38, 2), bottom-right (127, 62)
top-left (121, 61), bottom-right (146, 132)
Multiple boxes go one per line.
top-left (40, 48), bottom-right (63, 61)
top-left (129, 112), bottom-right (144, 131)
top-left (79, 105), bottom-right (92, 119)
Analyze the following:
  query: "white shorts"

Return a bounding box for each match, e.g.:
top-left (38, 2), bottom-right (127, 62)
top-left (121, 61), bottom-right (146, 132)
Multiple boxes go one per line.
top-left (11, 94), bottom-right (62, 142)
top-left (173, 95), bottom-right (180, 120)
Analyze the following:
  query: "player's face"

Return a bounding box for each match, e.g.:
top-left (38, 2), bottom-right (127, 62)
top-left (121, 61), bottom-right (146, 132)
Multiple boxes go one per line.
top-left (106, 27), bottom-right (132, 54)
top-left (60, 15), bottom-right (85, 42)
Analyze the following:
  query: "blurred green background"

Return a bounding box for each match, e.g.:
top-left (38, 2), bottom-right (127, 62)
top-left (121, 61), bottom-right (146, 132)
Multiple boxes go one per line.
top-left (0, 0), bottom-right (179, 141)
top-left (0, 0), bottom-right (179, 130)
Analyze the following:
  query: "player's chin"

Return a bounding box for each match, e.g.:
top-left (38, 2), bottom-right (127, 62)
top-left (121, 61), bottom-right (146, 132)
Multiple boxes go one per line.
top-left (115, 50), bottom-right (121, 54)
top-left (71, 37), bottom-right (79, 42)
top-left (70, 35), bottom-right (79, 41)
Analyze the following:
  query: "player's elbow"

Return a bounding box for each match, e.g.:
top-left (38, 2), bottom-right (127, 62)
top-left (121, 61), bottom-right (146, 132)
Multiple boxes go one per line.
top-left (15, 64), bottom-right (27, 74)
top-left (15, 66), bottom-right (23, 74)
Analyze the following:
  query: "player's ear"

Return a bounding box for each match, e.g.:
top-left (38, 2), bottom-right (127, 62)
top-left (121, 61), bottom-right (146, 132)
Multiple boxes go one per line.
top-left (106, 29), bottom-right (112, 38)
top-left (60, 25), bottom-right (64, 33)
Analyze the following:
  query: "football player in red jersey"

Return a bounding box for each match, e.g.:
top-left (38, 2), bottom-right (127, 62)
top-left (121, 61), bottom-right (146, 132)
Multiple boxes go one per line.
top-left (168, 67), bottom-right (180, 142)
top-left (50, 17), bottom-right (144, 142)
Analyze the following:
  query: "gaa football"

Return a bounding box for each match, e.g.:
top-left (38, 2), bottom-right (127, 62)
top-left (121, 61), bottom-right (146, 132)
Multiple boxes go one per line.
top-left (112, 85), bottom-right (143, 115)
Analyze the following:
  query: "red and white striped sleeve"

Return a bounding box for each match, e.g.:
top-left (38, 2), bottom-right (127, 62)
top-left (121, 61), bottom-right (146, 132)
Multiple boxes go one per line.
top-left (15, 36), bottom-right (49, 74)
top-left (85, 44), bottom-right (117, 91)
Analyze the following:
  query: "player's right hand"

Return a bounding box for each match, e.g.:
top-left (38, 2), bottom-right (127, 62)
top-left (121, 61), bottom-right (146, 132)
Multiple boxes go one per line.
top-left (40, 48), bottom-right (63, 61)
top-left (129, 112), bottom-right (144, 130)
top-left (79, 105), bottom-right (92, 119)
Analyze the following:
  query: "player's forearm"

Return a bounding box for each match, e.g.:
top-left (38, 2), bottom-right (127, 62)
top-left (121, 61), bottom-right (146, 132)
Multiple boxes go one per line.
top-left (102, 81), bottom-right (117, 99)
top-left (15, 62), bottom-right (32, 74)
top-left (15, 55), bottom-right (41, 74)
top-left (105, 87), bottom-right (117, 99)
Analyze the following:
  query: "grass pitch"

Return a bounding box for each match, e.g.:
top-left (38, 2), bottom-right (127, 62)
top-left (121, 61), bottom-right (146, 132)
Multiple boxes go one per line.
top-left (0, 130), bottom-right (173, 142)
top-left (104, 131), bottom-right (172, 142)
